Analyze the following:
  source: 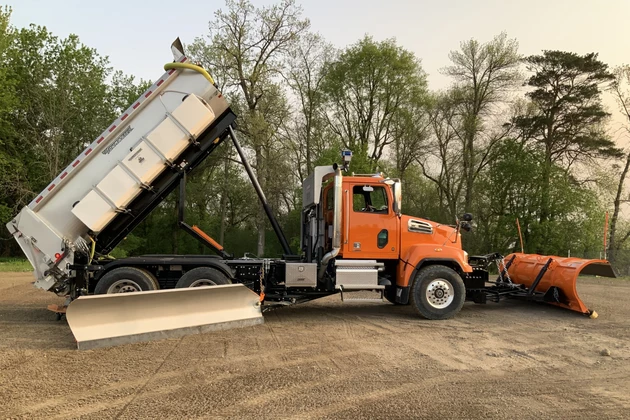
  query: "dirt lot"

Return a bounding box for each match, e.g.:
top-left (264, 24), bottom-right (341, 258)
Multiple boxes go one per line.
top-left (1, 272), bottom-right (629, 419)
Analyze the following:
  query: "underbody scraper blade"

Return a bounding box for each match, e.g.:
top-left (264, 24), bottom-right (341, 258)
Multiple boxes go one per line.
top-left (65, 284), bottom-right (264, 350)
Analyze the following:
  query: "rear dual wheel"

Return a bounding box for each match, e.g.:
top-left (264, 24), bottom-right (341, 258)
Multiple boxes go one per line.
top-left (175, 267), bottom-right (231, 288)
top-left (93, 266), bottom-right (232, 294)
top-left (410, 265), bottom-right (466, 320)
top-left (94, 267), bottom-right (159, 294)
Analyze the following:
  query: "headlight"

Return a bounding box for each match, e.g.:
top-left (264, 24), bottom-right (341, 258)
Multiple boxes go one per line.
top-left (463, 251), bottom-right (468, 263)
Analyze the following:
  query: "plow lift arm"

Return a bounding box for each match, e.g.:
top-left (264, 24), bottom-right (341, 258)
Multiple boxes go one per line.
top-left (466, 252), bottom-right (616, 318)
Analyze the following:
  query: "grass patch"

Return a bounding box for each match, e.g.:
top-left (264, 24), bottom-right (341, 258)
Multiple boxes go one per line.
top-left (0, 258), bottom-right (32, 272)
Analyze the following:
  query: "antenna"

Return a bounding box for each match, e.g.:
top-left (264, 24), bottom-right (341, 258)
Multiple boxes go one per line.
top-left (516, 217), bottom-right (524, 254)
top-left (604, 211), bottom-right (609, 260)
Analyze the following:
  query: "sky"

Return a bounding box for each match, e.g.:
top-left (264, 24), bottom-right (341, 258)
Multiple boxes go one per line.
top-left (6, 0), bottom-right (630, 134)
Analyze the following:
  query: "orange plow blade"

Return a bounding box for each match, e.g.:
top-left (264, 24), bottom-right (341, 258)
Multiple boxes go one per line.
top-left (504, 253), bottom-right (616, 316)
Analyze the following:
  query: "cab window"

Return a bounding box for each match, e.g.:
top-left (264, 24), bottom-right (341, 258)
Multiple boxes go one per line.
top-left (353, 185), bottom-right (388, 213)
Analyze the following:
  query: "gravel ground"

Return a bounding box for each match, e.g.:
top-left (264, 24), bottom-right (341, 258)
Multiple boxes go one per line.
top-left (1, 272), bottom-right (629, 419)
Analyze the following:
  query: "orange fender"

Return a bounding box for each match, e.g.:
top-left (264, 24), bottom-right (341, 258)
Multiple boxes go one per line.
top-left (505, 253), bottom-right (616, 315)
top-left (397, 244), bottom-right (472, 287)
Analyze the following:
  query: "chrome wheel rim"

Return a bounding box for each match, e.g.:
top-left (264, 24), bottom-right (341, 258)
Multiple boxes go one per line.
top-left (107, 279), bottom-right (142, 293)
top-left (189, 279), bottom-right (218, 287)
top-left (426, 278), bottom-right (454, 309)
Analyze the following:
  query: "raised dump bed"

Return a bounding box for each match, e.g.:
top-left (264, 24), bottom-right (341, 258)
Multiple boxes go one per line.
top-left (6, 48), bottom-right (231, 294)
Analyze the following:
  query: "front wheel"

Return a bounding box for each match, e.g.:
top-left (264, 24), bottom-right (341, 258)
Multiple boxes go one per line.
top-left (409, 265), bottom-right (465, 320)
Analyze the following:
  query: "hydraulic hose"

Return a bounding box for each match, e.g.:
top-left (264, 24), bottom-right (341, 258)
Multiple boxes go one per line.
top-left (88, 236), bottom-right (96, 264)
top-left (163, 62), bottom-right (216, 86)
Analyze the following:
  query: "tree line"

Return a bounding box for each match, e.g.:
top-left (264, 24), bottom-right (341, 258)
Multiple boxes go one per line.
top-left (2, 1), bottom-right (630, 273)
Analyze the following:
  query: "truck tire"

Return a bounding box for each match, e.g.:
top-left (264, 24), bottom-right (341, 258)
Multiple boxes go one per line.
top-left (409, 265), bottom-right (465, 320)
top-left (94, 267), bottom-right (159, 294)
top-left (175, 267), bottom-right (232, 288)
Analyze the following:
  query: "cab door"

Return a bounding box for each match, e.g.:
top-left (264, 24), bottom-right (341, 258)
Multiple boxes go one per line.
top-left (343, 182), bottom-right (399, 259)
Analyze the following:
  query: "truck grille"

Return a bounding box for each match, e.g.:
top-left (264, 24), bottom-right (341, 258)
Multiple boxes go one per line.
top-left (408, 219), bottom-right (433, 234)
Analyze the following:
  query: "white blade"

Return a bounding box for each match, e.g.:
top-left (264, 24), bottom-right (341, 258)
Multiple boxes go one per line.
top-left (66, 284), bottom-right (263, 350)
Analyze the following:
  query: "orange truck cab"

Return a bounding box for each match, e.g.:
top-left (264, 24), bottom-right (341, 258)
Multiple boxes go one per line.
top-left (322, 173), bottom-right (473, 276)
top-left (302, 151), bottom-right (481, 319)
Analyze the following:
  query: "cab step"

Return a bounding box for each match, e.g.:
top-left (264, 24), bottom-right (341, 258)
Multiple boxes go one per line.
top-left (339, 287), bottom-right (385, 302)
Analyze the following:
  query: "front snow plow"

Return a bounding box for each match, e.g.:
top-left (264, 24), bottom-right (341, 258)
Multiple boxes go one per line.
top-left (504, 253), bottom-right (616, 316)
top-left (66, 284), bottom-right (264, 350)
top-left (467, 253), bottom-right (616, 317)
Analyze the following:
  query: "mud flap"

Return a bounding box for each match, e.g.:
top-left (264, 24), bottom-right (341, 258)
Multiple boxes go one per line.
top-left (505, 253), bottom-right (616, 315)
top-left (66, 284), bottom-right (264, 350)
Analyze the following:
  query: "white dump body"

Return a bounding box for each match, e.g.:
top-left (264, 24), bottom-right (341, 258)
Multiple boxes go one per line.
top-left (6, 53), bottom-right (229, 294)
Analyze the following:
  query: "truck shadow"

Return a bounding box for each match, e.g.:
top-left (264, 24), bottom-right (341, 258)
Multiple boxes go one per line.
top-left (0, 305), bottom-right (76, 350)
top-left (263, 297), bottom-right (587, 324)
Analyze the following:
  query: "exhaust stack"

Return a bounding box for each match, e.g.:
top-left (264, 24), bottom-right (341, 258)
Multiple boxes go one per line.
top-left (318, 164), bottom-right (343, 279)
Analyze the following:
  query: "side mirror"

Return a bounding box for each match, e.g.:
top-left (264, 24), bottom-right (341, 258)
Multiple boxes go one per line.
top-left (460, 221), bottom-right (472, 232)
top-left (462, 213), bottom-right (473, 222)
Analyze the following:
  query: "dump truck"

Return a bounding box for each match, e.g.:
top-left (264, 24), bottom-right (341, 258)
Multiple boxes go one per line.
top-left (6, 39), bottom-right (616, 350)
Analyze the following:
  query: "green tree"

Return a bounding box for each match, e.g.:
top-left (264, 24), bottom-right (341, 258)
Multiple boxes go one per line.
top-left (0, 16), bottom-right (159, 256)
top-left (321, 36), bottom-right (428, 172)
top-left (7, 25), bottom-right (113, 186)
top-left (390, 101), bottom-right (431, 182)
top-left (475, 139), bottom-right (606, 255)
top-left (606, 65), bottom-right (630, 268)
top-left (188, 0), bottom-right (309, 256)
top-left (420, 91), bottom-right (464, 220)
top-left (0, 6), bottom-right (15, 120)
top-left (107, 70), bottom-right (152, 116)
top-left (440, 32), bottom-right (521, 212)
top-left (282, 31), bottom-right (335, 181)
top-left (514, 51), bottom-right (622, 252)
top-left (0, 6), bottom-right (19, 234)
